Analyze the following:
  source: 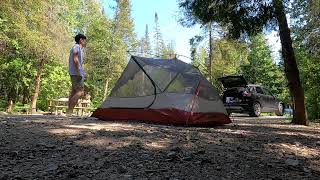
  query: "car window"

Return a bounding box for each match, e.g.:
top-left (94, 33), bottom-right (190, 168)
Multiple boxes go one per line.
top-left (246, 86), bottom-right (255, 92)
top-left (249, 86), bottom-right (255, 92)
top-left (255, 87), bottom-right (264, 94)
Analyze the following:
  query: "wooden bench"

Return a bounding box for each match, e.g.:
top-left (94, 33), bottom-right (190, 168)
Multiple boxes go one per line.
top-left (14, 106), bottom-right (31, 114)
top-left (48, 98), bottom-right (95, 116)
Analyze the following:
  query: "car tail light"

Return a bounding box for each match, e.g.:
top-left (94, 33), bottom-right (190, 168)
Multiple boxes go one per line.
top-left (243, 91), bottom-right (252, 97)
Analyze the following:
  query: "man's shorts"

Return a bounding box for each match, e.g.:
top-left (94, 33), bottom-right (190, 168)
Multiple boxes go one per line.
top-left (70, 75), bottom-right (84, 90)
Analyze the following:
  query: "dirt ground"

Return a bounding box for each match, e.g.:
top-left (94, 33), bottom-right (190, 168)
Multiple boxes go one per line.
top-left (0, 114), bottom-right (319, 180)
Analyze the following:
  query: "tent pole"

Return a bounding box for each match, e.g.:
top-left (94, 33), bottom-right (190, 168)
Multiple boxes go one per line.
top-left (186, 80), bottom-right (202, 126)
top-left (131, 55), bottom-right (158, 108)
top-left (162, 72), bottom-right (180, 92)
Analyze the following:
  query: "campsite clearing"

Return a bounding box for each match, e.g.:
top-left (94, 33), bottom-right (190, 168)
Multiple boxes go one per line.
top-left (0, 115), bottom-right (319, 179)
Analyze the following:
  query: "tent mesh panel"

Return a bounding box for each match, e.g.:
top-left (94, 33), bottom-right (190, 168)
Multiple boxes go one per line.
top-left (110, 57), bottom-right (222, 101)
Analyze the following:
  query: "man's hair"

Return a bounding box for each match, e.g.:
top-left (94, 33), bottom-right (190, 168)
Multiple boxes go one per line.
top-left (75, 34), bottom-right (87, 44)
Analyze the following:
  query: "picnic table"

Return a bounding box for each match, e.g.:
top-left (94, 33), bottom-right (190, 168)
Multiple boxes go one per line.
top-left (48, 98), bottom-right (95, 116)
top-left (15, 105), bottom-right (31, 114)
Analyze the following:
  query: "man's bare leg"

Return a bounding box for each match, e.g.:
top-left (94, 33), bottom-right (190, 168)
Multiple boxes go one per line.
top-left (67, 88), bottom-right (83, 115)
top-left (68, 89), bottom-right (76, 110)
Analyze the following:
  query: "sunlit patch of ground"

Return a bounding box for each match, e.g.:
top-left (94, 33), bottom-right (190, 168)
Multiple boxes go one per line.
top-left (0, 115), bottom-right (319, 179)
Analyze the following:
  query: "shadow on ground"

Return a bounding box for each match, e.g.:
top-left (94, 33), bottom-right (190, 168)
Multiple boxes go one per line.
top-left (0, 115), bottom-right (319, 179)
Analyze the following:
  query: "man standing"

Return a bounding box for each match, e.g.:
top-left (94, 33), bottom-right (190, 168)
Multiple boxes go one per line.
top-left (67, 34), bottom-right (87, 115)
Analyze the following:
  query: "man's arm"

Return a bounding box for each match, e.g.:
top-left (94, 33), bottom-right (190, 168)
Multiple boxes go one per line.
top-left (73, 49), bottom-right (81, 76)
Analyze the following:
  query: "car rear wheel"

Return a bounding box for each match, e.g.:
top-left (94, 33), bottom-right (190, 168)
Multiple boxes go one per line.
top-left (275, 103), bottom-right (284, 116)
top-left (250, 102), bottom-right (261, 117)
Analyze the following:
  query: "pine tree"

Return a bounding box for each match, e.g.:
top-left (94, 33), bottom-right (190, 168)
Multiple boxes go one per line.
top-left (114, 0), bottom-right (136, 48)
top-left (241, 34), bottom-right (287, 100)
top-left (144, 24), bottom-right (151, 55)
top-left (154, 12), bottom-right (164, 57)
top-left (161, 41), bottom-right (176, 59)
top-left (139, 24), bottom-right (151, 56)
top-left (96, 0), bottom-right (136, 99)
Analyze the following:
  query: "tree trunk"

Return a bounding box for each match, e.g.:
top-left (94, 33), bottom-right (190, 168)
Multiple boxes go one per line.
top-left (273, 0), bottom-right (308, 125)
top-left (31, 59), bottom-right (45, 114)
top-left (103, 78), bottom-right (109, 100)
top-left (312, 94), bottom-right (320, 119)
top-left (6, 88), bottom-right (15, 113)
top-left (22, 86), bottom-right (29, 105)
top-left (312, 95), bottom-right (319, 119)
top-left (6, 99), bottom-right (13, 113)
top-left (208, 22), bottom-right (213, 82)
top-left (317, 99), bottom-right (320, 120)
top-left (104, 51), bottom-right (113, 100)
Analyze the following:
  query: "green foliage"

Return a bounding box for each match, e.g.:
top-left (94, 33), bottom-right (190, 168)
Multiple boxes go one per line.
top-left (85, 1), bottom-right (128, 106)
top-left (0, 0), bottom-right (74, 112)
top-left (179, 0), bottom-right (309, 125)
top-left (37, 62), bottom-right (71, 110)
top-left (0, 0), bottom-right (137, 112)
top-left (0, 99), bottom-right (7, 111)
top-left (154, 12), bottom-right (163, 57)
top-left (0, 56), bottom-right (36, 104)
top-left (295, 48), bottom-right (320, 120)
top-left (192, 38), bottom-right (248, 91)
top-left (12, 103), bottom-right (31, 113)
top-left (75, 0), bottom-right (136, 106)
top-left (212, 39), bottom-right (248, 77)
top-left (291, 0), bottom-right (320, 120)
top-left (241, 34), bottom-right (289, 103)
top-left (153, 12), bottom-right (176, 58)
top-left (191, 33), bottom-right (289, 104)
top-left (114, 0), bottom-right (136, 48)
top-left (178, 0), bottom-right (281, 38)
top-left (161, 42), bottom-right (176, 59)
top-left (139, 24), bottom-right (152, 57)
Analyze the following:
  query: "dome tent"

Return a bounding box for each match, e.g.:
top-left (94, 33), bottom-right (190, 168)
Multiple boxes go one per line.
top-left (92, 56), bottom-right (231, 126)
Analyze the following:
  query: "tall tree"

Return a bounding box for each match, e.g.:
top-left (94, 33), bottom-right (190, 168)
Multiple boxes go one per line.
top-left (241, 34), bottom-right (288, 102)
top-left (161, 41), bottom-right (176, 59)
top-left (143, 24), bottom-right (152, 56)
top-left (208, 22), bottom-right (213, 82)
top-left (138, 24), bottom-right (152, 56)
top-left (291, 0), bottom-right (320, 57)
top-left (189, 35), bottom-right (204, 62)
top-left (290, 0), bottom-right (320, 120)
top-left (189, 23), bottom-right (226, 83)
top-left (114, 0), bottom-right (136, 49)
top-left (154, 12), bottom-right (165, 57)
top-left (28, 1), bottom-right (71, 114)
top-left (97, 0), bottom-right (135, 99)
top-left (179, 0), bottom-right (308, 125)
